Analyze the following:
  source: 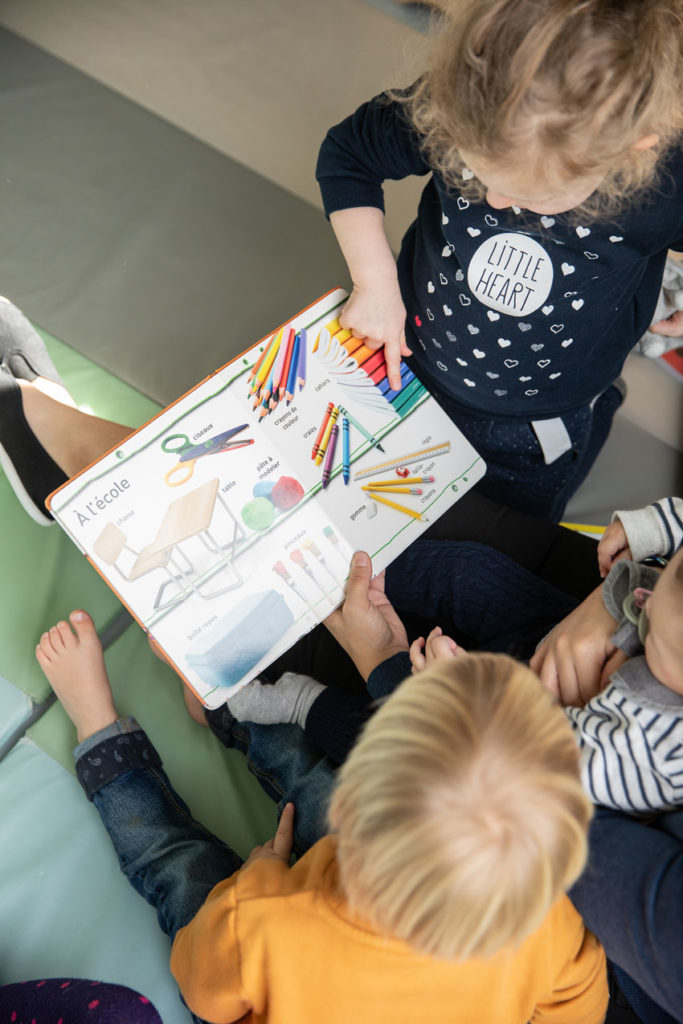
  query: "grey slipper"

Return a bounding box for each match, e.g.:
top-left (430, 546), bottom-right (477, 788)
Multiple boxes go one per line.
top-left (0, 297), bottom-right (65, 387)
top-left (0, 364), bottom-right (67, 525)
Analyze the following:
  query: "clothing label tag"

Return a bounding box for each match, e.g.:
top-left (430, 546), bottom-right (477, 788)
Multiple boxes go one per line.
top-left (531, 417), bottom-right (573, 464)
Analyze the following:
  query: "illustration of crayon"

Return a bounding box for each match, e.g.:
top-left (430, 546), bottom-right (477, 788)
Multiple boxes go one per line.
top-left (321, 423), bottom-right (339, 489)
top-left (342, 416), bottom-right (350, 485)
top-left (315, 405), bottom-right (339, 466)
top-left (312, 402), bottom-right (334, 460)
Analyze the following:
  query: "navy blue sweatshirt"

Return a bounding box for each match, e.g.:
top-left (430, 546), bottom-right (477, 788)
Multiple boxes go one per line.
top-left (317, 92), bottom-right (683, 420)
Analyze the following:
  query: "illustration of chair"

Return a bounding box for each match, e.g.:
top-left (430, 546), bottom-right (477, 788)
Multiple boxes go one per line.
top-left (92, 522), bottom-right (194, 610)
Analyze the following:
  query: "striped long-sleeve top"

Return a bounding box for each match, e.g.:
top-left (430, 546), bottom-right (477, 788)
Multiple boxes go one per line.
top-left (565, 559), bottom-right (683, 813)
top-left (614, 496), bottom-right (683, 562)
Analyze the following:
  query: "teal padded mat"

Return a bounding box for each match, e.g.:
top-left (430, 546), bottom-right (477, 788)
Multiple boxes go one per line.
top-left (0, 737), bottom-right (193, 1023)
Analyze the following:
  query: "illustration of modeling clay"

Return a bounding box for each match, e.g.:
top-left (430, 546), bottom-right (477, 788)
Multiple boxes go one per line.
top-left (271, 476), bottom-right (304, 510)
top-left (241, 497), bottom-right (275, 532)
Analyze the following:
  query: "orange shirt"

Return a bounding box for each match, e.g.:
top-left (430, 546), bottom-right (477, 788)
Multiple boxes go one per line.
top-left (171, 835), bottom-right (607, 1024)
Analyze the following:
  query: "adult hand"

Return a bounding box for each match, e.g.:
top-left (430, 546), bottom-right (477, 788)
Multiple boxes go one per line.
top-left (324, 551), bottom-right (409, 681)
top-left (649, 310), bottom-right (683, 337)
top-left (242, 802), bottom-right (294, 870)
top-left (597, 520), bottom-right (632, 578)
top-left (340, 283), bottom-right (411, 392)
top-left (409, 626), bottom-right (464, 673)
top-left (529, 585), bottom-right (627, 707)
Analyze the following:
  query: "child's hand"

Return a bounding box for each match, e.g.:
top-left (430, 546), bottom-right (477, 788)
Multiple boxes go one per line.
top-left (597, 520), bottom-right (632, 578)
top-left (650, 309), bottom-right (683, 338)
top-left (242, 802), bottom-right (294, 870)
top-left (340, 282), bottom-right (411, 392)
top-left (410, 626), bottom-right (463, 673)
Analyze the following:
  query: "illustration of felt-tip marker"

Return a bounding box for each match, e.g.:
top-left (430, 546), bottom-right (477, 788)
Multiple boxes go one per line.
top-left (290, 549), bottom-right (335, 604)
top-left (272, 561), bottom-right (318, 614)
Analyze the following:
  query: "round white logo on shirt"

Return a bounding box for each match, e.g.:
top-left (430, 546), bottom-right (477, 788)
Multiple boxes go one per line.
top-left (466, 232), bottom-right (553, 317)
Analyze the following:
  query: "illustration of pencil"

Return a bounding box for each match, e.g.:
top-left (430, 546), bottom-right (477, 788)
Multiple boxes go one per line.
top-left (367, 491), bottom-right (429, 522)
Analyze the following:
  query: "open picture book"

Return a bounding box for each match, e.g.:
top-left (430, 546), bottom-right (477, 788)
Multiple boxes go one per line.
top-left (48, 288), bottom-right (485, 707)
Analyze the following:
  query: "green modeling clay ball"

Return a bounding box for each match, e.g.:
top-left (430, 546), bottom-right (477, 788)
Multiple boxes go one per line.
top-left (241, 497), bottom-right (275, 531)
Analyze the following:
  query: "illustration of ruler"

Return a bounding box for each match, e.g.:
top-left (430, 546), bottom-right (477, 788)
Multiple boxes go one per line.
top-left (353, 442), bottom-right (451, 480)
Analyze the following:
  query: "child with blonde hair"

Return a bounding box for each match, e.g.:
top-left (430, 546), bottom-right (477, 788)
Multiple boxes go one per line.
top-left (35, 610), bottom-right (605, 1023)
top-left (317, 0), bottom-right (683, 519)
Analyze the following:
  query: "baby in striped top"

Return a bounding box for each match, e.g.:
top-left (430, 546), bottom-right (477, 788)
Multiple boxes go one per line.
top-left (413, 497), bottom-right (683, 814)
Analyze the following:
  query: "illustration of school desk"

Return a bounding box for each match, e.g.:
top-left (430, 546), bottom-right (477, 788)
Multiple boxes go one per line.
top-left (93, 477), bottom-right (245, 609)
top-left (186, 590), bottom-right (294, 690)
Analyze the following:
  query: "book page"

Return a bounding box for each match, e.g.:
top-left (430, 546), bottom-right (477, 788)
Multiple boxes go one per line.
top-left (49, 289), bottom-right (484, 706)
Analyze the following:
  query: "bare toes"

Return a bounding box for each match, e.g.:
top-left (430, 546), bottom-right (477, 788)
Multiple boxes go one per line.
top-left (69, 610), bottom-right (98, 646)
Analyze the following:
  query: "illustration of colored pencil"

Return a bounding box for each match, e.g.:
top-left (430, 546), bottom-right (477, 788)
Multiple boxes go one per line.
top-left (296, 328), bottom-right (307, 390)
top-left (321, 423), bottom-right (339, 489)
top-left (342, 416), bottom-right (350, 485)
top-left (367, 476), bottom-right (435, 487)
top-left (278, 328), bottom-right (297, 401)
top-left (361, 485), bottom-right (423, 495)
top-left (337, 405), bottom-right (385, 453)
top-left (270, 326), bottom-right (291, 396)
top-left (315, 406), bottom-right (339, 466)
top-left (312, 402), bottom-right (334, 460)
top-left (284, 333), bottom-right (300, 404)
top-left (251, 327), bottom-right (282, 395)
top-left (246, 340), bottom-right (270, 388)
top-left (367, 491), bottom-right (429, 522)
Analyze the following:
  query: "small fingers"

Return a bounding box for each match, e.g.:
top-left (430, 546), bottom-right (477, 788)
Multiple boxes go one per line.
top-left (272, 802), bottom-right (295, 861)
top-left (409, 636), bottom-right (426, 673)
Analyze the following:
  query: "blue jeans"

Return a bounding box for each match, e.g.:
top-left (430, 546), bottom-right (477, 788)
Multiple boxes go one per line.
top-left (412, 364), bottom-right (625, 521)
top-left (74, 716), bottom-right (336, 944)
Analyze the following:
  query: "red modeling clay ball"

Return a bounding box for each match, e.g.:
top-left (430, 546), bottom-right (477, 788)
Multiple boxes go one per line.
top-left (271, 476), bottom-right (304, 510)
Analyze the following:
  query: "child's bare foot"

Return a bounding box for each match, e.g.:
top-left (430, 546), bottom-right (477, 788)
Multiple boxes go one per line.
top-left (36, 610), bottom-right (119, 742)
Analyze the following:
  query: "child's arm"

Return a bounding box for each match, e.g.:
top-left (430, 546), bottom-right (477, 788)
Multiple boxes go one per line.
top-left (530, 585), bottom-right (627, 707)
top-left (599, 497), bottom-right (683, 574)
top-left (330, 207), bottom-right (411, 391)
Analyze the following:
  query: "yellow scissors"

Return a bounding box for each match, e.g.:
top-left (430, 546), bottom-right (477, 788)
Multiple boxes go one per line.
top-left (162, 424), bottom-right (254, 486)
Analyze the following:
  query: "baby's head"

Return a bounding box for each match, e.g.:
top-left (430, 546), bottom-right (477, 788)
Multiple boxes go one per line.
top-left (328, 652), bottom-right (591, 960)
top-left (405, 0), bottom-right (683, 218)
top-left (641, 548), bottom-right (683, 695)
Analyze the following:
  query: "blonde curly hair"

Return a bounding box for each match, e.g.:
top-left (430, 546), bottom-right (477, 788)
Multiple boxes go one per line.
top-left (328, 653), bottom-right (591, 961)
top-left (400, 0), bottom-right (683, 220)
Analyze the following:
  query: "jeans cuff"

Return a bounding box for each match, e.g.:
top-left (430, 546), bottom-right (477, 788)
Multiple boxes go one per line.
top-left (75, 725), bottom-right (162, 801)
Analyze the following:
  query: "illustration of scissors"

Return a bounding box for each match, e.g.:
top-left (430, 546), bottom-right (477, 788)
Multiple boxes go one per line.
top-left (162, 424), bottom-right (254, 486)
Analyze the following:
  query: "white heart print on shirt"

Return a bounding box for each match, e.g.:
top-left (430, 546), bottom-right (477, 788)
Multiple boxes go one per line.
top-left (467, 232), bottom-right (553, 316)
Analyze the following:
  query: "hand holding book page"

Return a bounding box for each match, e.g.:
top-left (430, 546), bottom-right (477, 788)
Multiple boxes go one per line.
top-left (47, 288), bottom-right (485, 708)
